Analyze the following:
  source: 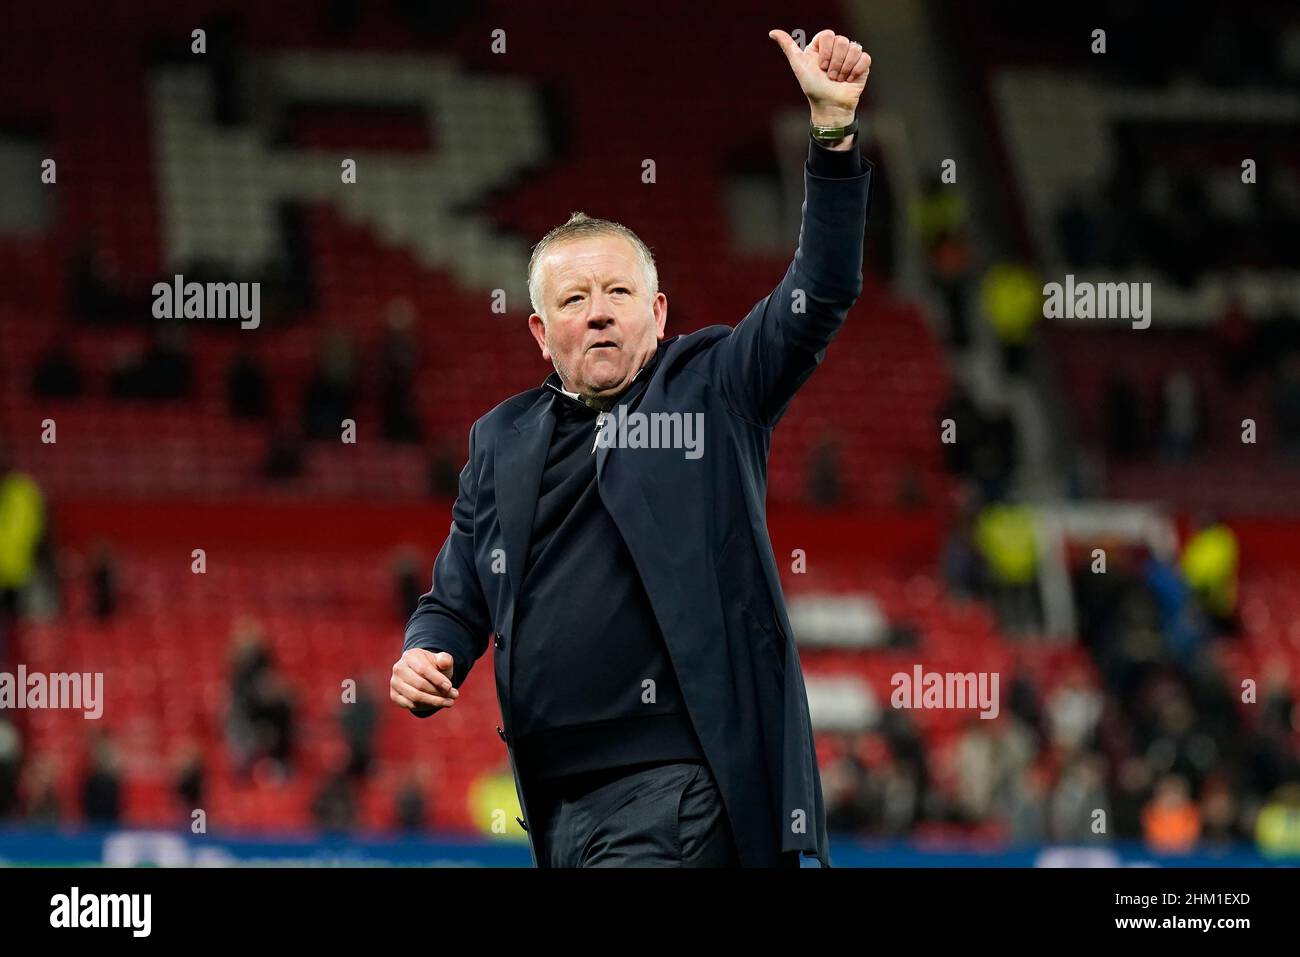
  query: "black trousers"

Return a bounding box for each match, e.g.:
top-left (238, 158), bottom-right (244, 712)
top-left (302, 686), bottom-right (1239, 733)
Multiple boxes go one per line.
top-left (529, 759), bottom-right (743, 867)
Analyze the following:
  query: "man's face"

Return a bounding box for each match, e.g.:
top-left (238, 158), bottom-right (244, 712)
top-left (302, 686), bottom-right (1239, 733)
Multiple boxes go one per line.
top-left (528, 235), bottom-right (667, 400)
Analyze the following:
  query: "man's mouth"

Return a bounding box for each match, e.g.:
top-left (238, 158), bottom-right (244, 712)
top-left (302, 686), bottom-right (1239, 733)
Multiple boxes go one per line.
top-left (587, 341), bottom-right (619, 352)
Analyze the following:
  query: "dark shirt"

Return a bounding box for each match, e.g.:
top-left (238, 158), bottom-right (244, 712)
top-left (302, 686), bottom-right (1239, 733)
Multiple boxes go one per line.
top-left (510, 351), bottom-right (707, 780)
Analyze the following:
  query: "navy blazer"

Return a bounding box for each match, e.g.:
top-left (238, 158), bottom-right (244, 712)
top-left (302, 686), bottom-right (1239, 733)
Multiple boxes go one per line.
top-left (405, 140), bottom-right (874, 867)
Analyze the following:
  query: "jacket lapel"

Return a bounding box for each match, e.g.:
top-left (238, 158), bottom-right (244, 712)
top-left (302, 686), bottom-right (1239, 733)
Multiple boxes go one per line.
top-left (494, 395), bottom-right (556, 622)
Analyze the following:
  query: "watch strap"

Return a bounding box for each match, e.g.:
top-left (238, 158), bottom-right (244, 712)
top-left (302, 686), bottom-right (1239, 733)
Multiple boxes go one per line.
top-left (811, 117), bottom-right (859, 143)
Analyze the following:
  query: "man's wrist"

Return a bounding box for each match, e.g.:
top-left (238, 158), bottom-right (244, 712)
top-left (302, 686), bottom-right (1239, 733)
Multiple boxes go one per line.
top-left (810, 112), bottom-right (859, 152)
top-left (810, 106), bottom-right (857, 129)
top-left (807, 129), bottom-right (863, 176)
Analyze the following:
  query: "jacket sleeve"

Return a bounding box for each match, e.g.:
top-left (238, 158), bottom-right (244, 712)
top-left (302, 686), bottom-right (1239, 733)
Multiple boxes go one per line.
top-left (401, 421), bottom-right (492, 718)
top-left (716, 134), bottom-right (873, 427)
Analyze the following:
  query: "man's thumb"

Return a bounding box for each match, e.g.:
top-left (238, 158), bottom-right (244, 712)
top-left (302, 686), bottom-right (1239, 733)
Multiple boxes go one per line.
top-left (768, 29), bottom-right (799, 63)
top-left (434, 651), bottom-right (454, 673)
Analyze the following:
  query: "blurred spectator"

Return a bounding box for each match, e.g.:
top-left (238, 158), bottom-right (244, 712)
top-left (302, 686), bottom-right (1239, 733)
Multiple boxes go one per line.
top-left (1180, 515), bottom-right (1239, 636)
top-left (226, 619), bottom-right (277, 775)
top-left (88, 543), bottom-right (119, 621)
top-left (24, 757), bottom-right (61, 825)
top-left (1198, 773), bottom-right (1245, 846)
top-left (174, 743), bottom-right (205, 811)
top-left (911, 174), bottom-right (974, 348)
top-left (31, 342), bottom-right (85, 398)
top-left (68, 242), bottom-right (130, 324)
top-left (1157, 370), bottom-right (1203, 462)
top-left (930, 230), bottom-right (975, 351)
top-left (1255, 783), bottom-right (1300, 858)
top-left (1142, 543), bottom-right (1207, 662)
top-left (973, 500), bottom-right (1040, 634)
top-left (311, 766), bottom-right (356, 832)
top-left (1182, 645), bottom-right (1240, 744)
top-left (226, 347), bottom-right (269, 419)
top-left (395, 768), bottom-right (430, 832)
top-left (1143, 682), bottom-right (1219, 791)
top-left (937, 388), bottom-right (1018, 501)
top-left (1006, 671), bottom-right (1043, 733)
top-left (1111, 756), bottom-right (1155, 840)
top-left (144, 325), bottom-right (195, 398)
top-left (0, 443), bottom-right (46, 633)
top-left (824, 734), bottom-right (874, 832)
top-left (910, 172), bottom-right (966, 256)
top-left (1002, 765), bottom-right (1048, 844)
top-left (865, 752), bottom-right (921, 837)
top-left (1102, 373), bottom-right (1144, 461)
top-left (0, 718), bottom-right (19, 818)
top-left (106, 342), bottom-right (146, 399)
top-left (81, 732), bottom-right (122, 825)
top-left (1046, 667), bottom-right (1103, 753)
top-left (806, 432), bottom-right (843, 507)
top-left (979, 262), bottom-right (1042, 378)
top-left (991, 718), bottom-right (1036, 806)
top-left (1259, 669), bottom-right (1296, 738)
top-left (378, 299), bottom-right (423, 443)
top-left (953, 722), bottom-right (996, 823)
top-left (301, 326), bottom-right (358, 440)
top-left (340, 681), bottom-right (377, 780)
top-left (940, 497), bottom-right (984, 601)
top-left (428, 438), bottom-right (463, 498)
top-left (1049, 753), bottom-right (1109, 843)
top-left (393, 552), bottom-right (424, 622)
top-left (248, 671), bottom-right (296, 775)
top-left (263, 425), bottom-right (306, 480)
top-left (955, 716), bottom-right (1036, 826)
top-left (1142, 774), bottom-right (1201, 852)
top-left (107, 325), bottom-right (195, 400)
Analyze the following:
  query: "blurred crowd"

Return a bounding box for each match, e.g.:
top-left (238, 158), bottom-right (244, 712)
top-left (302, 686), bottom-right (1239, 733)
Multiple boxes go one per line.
top-left (824, 508), bottom-right (1300, 857)
top-left (0, 447), bottom-right (441, 830)
top-left (0, 613), bottom-right (432, 832)
top-left (40, 267), bottom-right (465, 495)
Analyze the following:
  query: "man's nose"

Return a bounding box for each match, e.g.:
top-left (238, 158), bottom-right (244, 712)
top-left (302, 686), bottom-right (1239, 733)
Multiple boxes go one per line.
top-left (586, 296), bottom-right (616, 326)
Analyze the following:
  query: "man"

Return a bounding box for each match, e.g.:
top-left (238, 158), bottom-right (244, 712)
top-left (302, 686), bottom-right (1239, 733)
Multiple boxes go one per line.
top-left (391, 28), bottom-right (874, 867)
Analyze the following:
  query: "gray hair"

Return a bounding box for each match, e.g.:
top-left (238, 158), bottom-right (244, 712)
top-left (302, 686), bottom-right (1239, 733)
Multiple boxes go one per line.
top-left (527, 212), bottom-right (658, 321)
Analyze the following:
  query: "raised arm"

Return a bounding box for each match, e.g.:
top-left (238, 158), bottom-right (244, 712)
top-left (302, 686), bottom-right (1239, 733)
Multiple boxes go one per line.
top-left (718, 29), bottom-right (874, 427)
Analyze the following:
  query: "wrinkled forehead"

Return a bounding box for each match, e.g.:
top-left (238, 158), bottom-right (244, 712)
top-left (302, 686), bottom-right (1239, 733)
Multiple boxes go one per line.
top-left (542, 234), bottom-right (643, 293)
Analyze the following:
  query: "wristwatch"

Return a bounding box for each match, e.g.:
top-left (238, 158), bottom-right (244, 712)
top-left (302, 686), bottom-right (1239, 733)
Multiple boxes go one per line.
top-left (811, 117), bottom-right (859, 145)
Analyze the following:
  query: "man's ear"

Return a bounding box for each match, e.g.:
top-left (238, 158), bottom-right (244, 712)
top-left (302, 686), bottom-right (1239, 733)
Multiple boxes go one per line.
top-left (528, 313), bottom-right (550, 360)
top-left (653, 292), bottom-right (668, 340)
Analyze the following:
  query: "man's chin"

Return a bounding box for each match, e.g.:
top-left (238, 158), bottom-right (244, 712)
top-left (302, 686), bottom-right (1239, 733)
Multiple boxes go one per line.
top-left (582, 366), bottom-right (630, 395)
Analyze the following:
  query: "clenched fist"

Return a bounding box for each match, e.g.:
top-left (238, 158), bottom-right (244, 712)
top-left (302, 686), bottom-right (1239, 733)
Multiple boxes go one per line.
top-left (769, 28), bottom-right (872, 129)
top-left (390, 648), bottom-right (460, 713)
